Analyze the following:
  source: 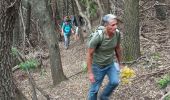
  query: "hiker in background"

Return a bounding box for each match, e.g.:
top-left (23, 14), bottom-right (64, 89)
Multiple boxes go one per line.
top-left (78, 15), bottom-right (86, 33)
top-left (86, 14), bottom-right (123, 100)
top-left (62, 16), bottom-right (74, 49)
top-left (70, 15), bottom-right (79, 40)
top-left (78, 15), bottom-right (84, 26)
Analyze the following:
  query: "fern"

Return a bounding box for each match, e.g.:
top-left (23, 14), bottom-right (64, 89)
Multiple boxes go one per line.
top-left (19, 59), bottom-right (39, 71)
top-left (157, 74), bottom-right (170, 89)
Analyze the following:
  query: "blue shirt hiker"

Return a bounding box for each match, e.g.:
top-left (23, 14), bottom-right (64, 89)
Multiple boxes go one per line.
top-left (62, 16), bottom-right (74, 49)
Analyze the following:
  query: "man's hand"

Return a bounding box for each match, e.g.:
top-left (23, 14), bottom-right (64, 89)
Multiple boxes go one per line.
top-left (89, 73), bottom-right (95, 83)
top-left (71, 30), bottom-right (74, 34)
top-left (61, 30), bottom-right (64, 35)
top-left (87, 48), bottom-right (95, 83)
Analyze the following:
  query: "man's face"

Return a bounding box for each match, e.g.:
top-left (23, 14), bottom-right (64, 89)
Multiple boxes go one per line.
top-left (106, 19), bottom-right (118, 35)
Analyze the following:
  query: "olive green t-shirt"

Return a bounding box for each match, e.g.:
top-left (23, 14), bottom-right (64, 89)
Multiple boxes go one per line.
top-left (88, 31), bottom-right (120, 67)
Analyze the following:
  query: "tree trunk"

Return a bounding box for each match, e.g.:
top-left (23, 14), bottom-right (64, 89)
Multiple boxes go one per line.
top-left (13, 12), bottom-right (21, 66)
top-left (123, 0), bottom-right (140, 61)
top-left (48, 0), bottom-right (63, 42)
top-left (109, 0), bottom-right (116, 14)
top-left (166, 0), bottom-right (170, 41)
top-left (0, 0), bottom-right (27, 100)
top-left (95, 0), bottom-right (104, 24)
top-left (25, 2), bottom-right (31, 41)
top-left (101, 0), bottom-right (110, 14)
top-left (30, 0), bottom-right (67, 86)
top-left (53, 0), bottom-right (63, 41)
top-left (13, 12), bottom-right (20, 47)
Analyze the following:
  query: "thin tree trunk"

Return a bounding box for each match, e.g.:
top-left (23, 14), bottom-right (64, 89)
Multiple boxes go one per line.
top-left (53, 0), bottom-right (62, 41)
top-left (95, 0), bottom-right (104, 24)
top-left (107, 0), bottom-right (110, 13)
top-left (109, 0), bottom-right (116, 14)
top-left (71, 0), bottom-right (75, 15)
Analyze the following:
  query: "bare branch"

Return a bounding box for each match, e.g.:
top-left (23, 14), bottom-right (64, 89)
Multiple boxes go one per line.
top-left (7, 0), bottom-right (17, 8)
top-left (94, 0), bottom-right (104, 24)
top-left (161, 91), bottom-right (170, 100)
top-left (74, 0), bottom-right (92, 32)
top-left (19, 4), bottom-right (26, 50)
top-left (140, 1), bottom-right (169, 13)
top-left (109, 0), bottom-right (116, 14)
top-left (139, 0), bottom-right (150, 9)
top-left (140, 3), bottom-right (156, 13)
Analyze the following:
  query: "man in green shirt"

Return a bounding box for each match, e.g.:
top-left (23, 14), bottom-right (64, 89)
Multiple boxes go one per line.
top-left (87, 14), bottom-right (123, 100)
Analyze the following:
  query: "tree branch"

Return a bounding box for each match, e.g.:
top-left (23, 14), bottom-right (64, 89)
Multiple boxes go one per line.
top-left (160, 91), bottom-right (170, 100)
top-left (94, 0), bottom-right (104, 24)
top-left (7, 0), bottom-right (17, 8)
top-left (74, 0), bottom-right (92, 32)
top-left (109, 0), bottom-right (116, 14)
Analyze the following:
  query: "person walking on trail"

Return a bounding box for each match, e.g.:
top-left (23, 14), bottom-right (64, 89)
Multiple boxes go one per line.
top-left (86, 14), bottom-right (123, 100)
top-left (62, 16), bottom-right (74, 49)
top-left (70, 15), bottom-right (79, 40)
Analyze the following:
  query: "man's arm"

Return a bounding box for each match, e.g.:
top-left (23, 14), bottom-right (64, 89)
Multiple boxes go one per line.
top-left (61, 23), bottom-right (64, 34)
top-left (71, 28), bottom-right (74, 34)
top-left (87, 48), bottom-right (95, 83)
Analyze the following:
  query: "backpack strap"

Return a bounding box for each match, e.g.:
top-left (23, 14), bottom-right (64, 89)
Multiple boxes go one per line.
top-left (96, 27), bottom-right (120, 49)
top-left (95, 26), bottom-right (105, 48)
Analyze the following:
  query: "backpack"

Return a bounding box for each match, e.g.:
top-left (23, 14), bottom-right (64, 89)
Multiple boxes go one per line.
top-left (87, 26), bottom-right (105, 48)
top-left (87, 26), bottom-right (120, 49)
top-left (63, 22), bottom-right (72, 34)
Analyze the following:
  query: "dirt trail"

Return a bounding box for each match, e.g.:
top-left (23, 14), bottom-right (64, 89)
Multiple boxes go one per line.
top-left (14, 28), bottom-right (170, 100)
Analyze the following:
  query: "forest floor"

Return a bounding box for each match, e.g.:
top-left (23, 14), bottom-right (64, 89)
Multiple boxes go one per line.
top-left (14, 18), bottom-right (170, 100)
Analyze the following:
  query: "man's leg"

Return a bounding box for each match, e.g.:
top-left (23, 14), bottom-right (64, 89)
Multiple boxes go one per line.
top-left (68, 35), bottom-right (70, 46)
top-left (75, 27), bottom-right (79, 40)
top-left (64, 34), bottom-right (69, 49)
top-left (88, 64), bottom-right (106, 100)
top-left (100, 63), bottom-right (120, 100)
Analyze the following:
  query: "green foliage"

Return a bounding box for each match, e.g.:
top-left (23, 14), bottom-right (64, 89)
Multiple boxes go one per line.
top-left (89, 2), bottom-right (97, 17)
top-left (164, 94), bottom-right (170, 100)
top-left (152, 52), bottom-right (161, 60)
top-left (124, 54), bottom-right (133, 62)
top-left (82, 61), bottom-right (87, 73)
top-left (80, 0), bottom-right (97, 17)
top-left (12, 47), bottom-right (39, 71)
top-left (56, 15), bottom-right (61, 20)
top-left (80, 0), bottom-right (86, 5)
top-left (11, 47), bottom-right (19, 56)
top-left (157, 74), bottom-right (170, 89)
top-left (19, 59), bottom-right (39, 71)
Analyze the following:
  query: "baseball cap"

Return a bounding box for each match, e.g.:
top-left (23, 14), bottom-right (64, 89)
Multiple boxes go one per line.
top-left (64, 16), bottom-right (71, 22)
